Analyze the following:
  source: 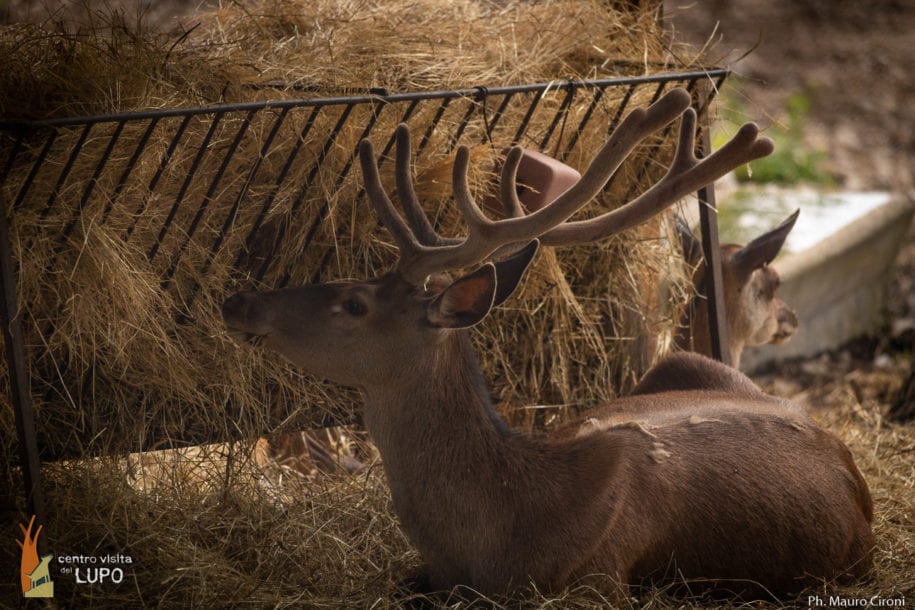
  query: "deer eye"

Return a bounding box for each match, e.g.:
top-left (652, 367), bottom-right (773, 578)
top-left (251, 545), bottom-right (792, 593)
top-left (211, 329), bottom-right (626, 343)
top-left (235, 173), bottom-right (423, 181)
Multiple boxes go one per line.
top-left (342, 297), bottom-right (367, 317)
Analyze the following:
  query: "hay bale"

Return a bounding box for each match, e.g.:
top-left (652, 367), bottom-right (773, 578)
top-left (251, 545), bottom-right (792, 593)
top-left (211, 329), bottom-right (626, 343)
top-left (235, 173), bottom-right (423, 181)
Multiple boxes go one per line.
top-left (1, 0), bottom-right (693, 460)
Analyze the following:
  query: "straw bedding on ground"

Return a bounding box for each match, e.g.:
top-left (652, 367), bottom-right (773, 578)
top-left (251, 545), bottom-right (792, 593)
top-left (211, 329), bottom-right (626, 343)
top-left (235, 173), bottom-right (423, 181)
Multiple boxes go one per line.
top-left (15, 395), bottom-right (912, 607)
top-left (0, 1), bottom-right (911, 607)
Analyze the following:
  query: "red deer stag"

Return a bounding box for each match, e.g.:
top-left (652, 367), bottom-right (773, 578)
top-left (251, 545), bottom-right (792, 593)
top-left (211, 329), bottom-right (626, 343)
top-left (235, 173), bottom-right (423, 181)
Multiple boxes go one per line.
top-left (222, 89), bottom-right (873, 599)
top-left (676, 212), bottom-right (800, 367)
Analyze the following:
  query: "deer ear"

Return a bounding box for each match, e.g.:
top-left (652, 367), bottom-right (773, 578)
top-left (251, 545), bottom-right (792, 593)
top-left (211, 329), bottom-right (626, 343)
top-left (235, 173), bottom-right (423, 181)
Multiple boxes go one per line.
top-left (675, 216), bottom-right (702, 267)
top-left (427, 264), bottom-right (497, 329)
top-left (492, 240), bottom-right (539, 306)
top-left (731, 209), bottom-right (799, 283)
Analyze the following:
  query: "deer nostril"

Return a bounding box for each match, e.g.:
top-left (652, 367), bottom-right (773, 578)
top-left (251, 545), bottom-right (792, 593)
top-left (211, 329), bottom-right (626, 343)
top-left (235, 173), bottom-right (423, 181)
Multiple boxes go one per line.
top-left (779, 308), bottom-right (799, 328)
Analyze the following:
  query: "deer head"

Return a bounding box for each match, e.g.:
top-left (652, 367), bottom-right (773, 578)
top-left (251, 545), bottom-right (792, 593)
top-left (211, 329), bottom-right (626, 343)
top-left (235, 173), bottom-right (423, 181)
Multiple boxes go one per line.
top-left (222, 91), bottom-right (872, 599)
top-left (677, 211), bottom-right (800, 367)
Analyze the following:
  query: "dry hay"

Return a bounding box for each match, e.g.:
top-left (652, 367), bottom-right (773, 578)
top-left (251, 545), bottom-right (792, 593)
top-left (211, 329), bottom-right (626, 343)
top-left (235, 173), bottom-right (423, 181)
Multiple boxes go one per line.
top-left (0, 0), bottom-right (680, 119)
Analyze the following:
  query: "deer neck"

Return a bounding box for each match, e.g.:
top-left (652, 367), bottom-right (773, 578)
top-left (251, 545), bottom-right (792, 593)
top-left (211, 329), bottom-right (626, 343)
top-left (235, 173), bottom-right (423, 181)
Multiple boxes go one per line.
top-left (360, 330), bottom-right (580, 587)
top-left (362, 330), bottom-right (514, 483)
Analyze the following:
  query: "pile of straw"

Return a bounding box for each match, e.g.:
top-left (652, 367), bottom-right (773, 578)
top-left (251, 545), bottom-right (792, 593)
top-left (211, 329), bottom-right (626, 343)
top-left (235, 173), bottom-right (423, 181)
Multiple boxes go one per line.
top-left (0, 0), bottom-right (674, 119)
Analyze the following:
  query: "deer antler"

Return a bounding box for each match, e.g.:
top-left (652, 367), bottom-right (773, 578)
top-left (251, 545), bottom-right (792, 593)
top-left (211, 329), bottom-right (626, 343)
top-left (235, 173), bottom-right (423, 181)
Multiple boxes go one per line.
top-left (391, 124), bottom-right (462, 248)
top-left (359, 88), bottom-right (774, 284)
top-left (534, 110), bottom-right (773, 246)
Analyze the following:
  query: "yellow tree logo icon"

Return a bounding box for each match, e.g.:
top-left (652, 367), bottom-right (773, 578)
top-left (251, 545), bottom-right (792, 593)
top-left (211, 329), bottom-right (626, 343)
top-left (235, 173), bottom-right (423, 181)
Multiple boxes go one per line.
top-left (18, 515), bottom-right (54, 598)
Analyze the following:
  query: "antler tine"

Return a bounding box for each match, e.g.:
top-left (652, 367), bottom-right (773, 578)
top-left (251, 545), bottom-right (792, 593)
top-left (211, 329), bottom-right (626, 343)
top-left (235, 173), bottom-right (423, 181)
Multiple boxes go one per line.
top-left (538, 107), bottom-right (775, 246)
top-left (401, 88), bottom-right (693, 278)
top-left (499, 147), bottom-right (527, 219)
top-left (359, 136), bottom-right (426, 261)
top-left (488, 88), bottom-right (693, 240)
top-left (393, 124), bottom-right (461, 247)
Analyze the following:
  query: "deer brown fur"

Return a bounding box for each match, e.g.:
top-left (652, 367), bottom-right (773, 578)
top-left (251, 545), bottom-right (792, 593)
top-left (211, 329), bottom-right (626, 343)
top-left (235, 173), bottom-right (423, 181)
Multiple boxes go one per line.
top-left (222, 91), bottom-right (873, 599)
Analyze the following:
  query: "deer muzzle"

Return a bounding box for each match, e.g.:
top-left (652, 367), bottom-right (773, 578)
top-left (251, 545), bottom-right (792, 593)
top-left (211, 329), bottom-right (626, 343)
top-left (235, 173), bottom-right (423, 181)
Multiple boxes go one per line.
top-left (222, 292), bottom-right (273, 344)
top-left (771, 303), bottom-right (799, 344)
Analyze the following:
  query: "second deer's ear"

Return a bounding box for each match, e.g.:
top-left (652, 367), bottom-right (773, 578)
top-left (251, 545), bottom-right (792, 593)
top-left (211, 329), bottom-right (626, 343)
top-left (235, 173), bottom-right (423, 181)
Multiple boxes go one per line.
top-left (731, 209), bottom-right (800, 283)
top-left (427, 264), bottom-right (497, 329)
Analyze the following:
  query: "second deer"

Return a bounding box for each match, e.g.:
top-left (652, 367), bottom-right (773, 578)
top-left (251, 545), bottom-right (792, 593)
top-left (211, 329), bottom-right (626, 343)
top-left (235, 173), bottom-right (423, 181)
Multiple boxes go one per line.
top-left (676, 211), bottom-right (800, 367)
top-left (222, 89), bottom-right (873, 600)
top-left (498, 145), bottom-right (801, 370)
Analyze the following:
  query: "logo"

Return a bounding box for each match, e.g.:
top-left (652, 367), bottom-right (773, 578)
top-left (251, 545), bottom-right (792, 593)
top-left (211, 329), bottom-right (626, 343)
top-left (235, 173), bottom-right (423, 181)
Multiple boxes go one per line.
top-left (18, 515), bottom-right (54, 598)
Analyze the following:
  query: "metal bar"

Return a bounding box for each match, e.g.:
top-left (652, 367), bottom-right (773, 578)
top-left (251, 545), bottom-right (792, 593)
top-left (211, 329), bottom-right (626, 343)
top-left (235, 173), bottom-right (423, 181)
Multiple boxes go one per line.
top-left (562, 85), bottom-right (605, 160)
top-left (302, 102), bottom-right (389, 285)
top-left (124, 114), bottom-right (192, 241)
top-left (598, 83), bottom-right (637, 195)
top-left (416, 97), bottom-right (452, 158)
top-left (100, 117), bottom-right (160, 225)
top-left (12, 131), bottom-right (55, 212)
top-left (0, 70), bottom-right (730, 130)
top-left (512, 90), bottom-right (543, 145)
top-left (695, 72), bottom-right (728, 120)
top-left (161, 110), bottom-right (256, 289)
top-left (696, 95), bottom-right (731, 365)
top-left (618, 88), bottom-right (679, 203)
top-left (647, 80), bottom-right (668, 104)
top-left (484, 91), bottom-right (515, 139)
top-left (539, 83), bottom-right (576, 153)
top-left (0, 134), bottom-right (23, 186)
top-left (61, 120), bottom-right (125, 239)
top-left (148, 111), bottom-right (225, 262)
top-left (605, 84), bottom-right (635, 138)
top-left (248, 106), bottom-right (324, 284)
top-left (448, 94), bottom-right (481, 149)
top-left (269, 104), bottom-right (356, 288)
top-left (204, 107), bottom-right (291, 277)
top-left (398, 99), bottom-right (422, 125)
top-left (39, 123), bottom-right (92, 223)
top-left (0, 193), bottom-right (48, 555)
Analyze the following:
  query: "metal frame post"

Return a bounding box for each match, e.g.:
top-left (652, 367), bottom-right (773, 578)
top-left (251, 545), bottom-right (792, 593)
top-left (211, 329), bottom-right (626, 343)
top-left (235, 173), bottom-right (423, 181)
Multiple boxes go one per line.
top-left (697, 127), bottom-right (731, 366)
top-left (0, 193), bottom-right (48, 555)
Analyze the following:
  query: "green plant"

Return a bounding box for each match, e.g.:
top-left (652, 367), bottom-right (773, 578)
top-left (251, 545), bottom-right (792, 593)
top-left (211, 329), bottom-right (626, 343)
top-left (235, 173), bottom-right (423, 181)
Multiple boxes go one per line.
top-left (713, 89), bottom-right (834, 186)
